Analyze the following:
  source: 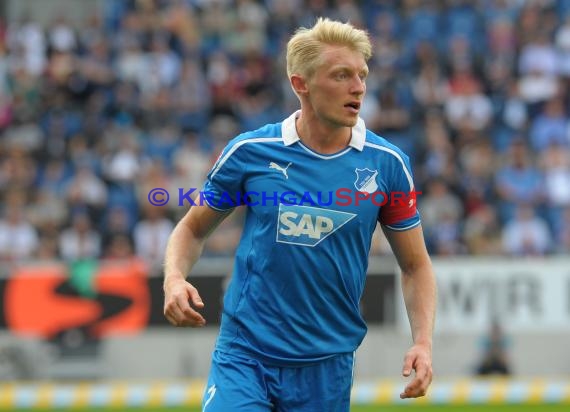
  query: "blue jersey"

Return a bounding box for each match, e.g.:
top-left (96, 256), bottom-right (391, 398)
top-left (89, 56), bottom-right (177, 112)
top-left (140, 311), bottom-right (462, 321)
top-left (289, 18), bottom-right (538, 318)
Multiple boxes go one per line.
top-left (202, 111), bottom-right (420, 366)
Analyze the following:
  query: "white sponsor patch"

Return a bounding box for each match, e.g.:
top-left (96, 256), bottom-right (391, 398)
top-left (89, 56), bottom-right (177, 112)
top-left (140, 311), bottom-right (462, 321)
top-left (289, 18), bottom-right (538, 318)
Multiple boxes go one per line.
top-left (276, 204), bottom-right (356, 246)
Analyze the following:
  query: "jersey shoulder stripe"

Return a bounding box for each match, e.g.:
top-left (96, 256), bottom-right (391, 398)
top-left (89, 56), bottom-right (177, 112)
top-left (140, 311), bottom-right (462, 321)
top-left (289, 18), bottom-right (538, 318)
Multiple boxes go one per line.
top-left (363, 132), bottom-right (414, 190)
top-left (210, 123), bottom-right (283, 179)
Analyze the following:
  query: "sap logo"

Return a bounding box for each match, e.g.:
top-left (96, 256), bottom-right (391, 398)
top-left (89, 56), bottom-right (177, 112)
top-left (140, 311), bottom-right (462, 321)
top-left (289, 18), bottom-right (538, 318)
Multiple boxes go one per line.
top-left (276, 204), bottom-right (356, 246)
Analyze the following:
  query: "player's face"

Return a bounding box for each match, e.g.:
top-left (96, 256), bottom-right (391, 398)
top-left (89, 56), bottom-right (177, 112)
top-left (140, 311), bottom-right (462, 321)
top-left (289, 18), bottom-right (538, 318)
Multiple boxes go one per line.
top-left (306, 45), bottom-right (368, 128)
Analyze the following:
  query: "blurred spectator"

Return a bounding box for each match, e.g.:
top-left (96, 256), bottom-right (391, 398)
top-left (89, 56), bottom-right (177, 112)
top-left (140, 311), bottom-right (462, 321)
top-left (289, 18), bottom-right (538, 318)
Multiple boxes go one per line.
top-left (517, 64), bottom-right (559, 107)
top-left (2, 0), bottom-right (570, 261)
top-left (103, 233), bottom-right (135, 261)
top-left (58, 212), bottom-right (101, 261)
top-left (556, 206), bottom-right (570, 254)
top-left (366, 86), bottom-right (412, 138)
top-left (494, 139), bottom-right (545, 223)
top-left (475, 320), bottom-right (512, 376)
top-left (411, 62), bottom-right (449, 110)
top-left (458, 140), bottom-right (495, 215)
top-left (35, 159), bottom-right (69, 197)
top-left (502, 205), bottom-right (552, 256)
top-left (463, 204), bottom-right (503, 255)
top-left (491, 79), bottom-right (528, 153)
top-left (101, 127), bottom-right (144, 184)
top-left (418, 110), bottom-right (456, 182)
top-left (555, 14), bottom-right (570, 76)
top-left (528, 96), bottom-right (570, 152)
top-left (203, 209), bottom-right (244, 257)
top-left (6, 14), bottom-right (46, 76)
top-left (172, 59), bottom-right (211, 133)
top-left (65, 164), bottom-right (108, 222)
top-left (540, 144), bottom-right (570, 228)
top-left (133, 205), bottom-right (174, 266)
top-left (0, 150), bottom-right (37, 191)
top-left (47, 14), bottom-right (77, 54)
top-left (35, 236), bottom-right (60, 261)
top-left (27, 188), bottom-right (68, 234)
top-left (0, 202), bottom-right (39, 262)
top-left (444, 62), bottom-right (493, 134)
top-left (418, 178), bottom-right (464, 254)
top-left (519, 31), bottom-right (558, 77)
top-left (171, 131), bottom-right (211, 190)
top-left (101, 206), bottom-right (133, 252)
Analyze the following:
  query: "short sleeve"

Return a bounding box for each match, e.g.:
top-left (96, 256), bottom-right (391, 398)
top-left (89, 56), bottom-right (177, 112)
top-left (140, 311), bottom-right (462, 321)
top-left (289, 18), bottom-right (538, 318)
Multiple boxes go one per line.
top-left (202, 141), bottom-right (247, 211)
top-left (378, 151), bottom-right (421, 231)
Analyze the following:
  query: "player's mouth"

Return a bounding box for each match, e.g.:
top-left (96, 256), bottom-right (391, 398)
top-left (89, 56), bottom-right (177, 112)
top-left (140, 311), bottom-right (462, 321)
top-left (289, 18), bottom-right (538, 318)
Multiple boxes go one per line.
top-left (344, 101), bottom-right (361, 114)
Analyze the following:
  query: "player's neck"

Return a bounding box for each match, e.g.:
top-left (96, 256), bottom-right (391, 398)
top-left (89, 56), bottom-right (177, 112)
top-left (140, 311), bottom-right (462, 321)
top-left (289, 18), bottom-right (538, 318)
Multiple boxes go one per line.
top-left (295, 113), bottom-right (351, 154)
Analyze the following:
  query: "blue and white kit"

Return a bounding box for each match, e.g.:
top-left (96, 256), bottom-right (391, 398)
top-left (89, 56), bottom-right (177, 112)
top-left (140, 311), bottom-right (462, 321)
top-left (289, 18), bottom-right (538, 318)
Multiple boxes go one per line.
top-left (201, 111), bottom-right (421, 410)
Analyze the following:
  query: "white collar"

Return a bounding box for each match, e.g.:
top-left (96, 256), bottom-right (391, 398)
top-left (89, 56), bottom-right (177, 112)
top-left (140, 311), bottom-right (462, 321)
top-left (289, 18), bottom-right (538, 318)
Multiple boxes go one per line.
top-left (281, 110), bottom-right (366, 151)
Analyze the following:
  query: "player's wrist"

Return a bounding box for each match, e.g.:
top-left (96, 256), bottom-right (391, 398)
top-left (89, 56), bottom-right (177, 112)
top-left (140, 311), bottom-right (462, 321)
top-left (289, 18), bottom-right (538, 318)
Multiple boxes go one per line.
top-left (163, 271), bottom-right (187, 291)
top-left (413, 337), bottom-right (433, 351)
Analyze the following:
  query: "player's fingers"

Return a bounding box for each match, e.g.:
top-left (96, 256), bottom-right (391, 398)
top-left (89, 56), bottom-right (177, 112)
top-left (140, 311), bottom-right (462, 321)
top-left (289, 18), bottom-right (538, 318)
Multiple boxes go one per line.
top-left (164, 303), bottom-right (187, 326)
top-left (400, 363), bottom-right (433, 399)
top-left (187, 285), bottom-right (205, 309)
top-left (402, 352), bottom-right (414, 377)
top-left (166, 302), bottom-right (205, 327)
top-left (413, 359), bottom-right (429, 382)
top-left (176, 294), bottom-right (206, 326)
top-left (164, 291), bottom-right (204, 327)
top-left (400, 378), bottom-right (421, 399)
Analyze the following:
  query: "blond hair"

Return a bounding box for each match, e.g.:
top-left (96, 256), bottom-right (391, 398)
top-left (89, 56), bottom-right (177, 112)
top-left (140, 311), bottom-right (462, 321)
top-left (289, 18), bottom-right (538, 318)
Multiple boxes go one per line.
top-left (286, 17), bottom-right (372, 79)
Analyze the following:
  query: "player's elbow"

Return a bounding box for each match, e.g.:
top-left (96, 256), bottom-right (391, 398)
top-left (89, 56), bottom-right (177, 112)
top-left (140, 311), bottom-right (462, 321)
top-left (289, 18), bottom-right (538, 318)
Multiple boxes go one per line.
top-left (400, 254), bottom-right (433, 278)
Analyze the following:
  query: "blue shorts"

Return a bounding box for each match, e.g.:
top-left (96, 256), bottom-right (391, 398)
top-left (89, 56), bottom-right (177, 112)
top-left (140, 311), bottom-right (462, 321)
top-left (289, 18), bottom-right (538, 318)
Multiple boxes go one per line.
top-left (202, 350), bottom-right (355, 412)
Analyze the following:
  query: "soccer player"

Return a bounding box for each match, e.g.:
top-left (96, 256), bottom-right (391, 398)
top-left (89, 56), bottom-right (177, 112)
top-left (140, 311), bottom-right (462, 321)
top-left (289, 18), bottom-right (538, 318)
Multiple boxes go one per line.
top-left (163, 17), bottom-right (436, 411)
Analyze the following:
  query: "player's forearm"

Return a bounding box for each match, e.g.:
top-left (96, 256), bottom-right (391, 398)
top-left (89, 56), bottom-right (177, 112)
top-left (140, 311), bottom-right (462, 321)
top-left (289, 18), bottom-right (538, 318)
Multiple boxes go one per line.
top-left (401, 262), bottom-right (437, 348)
top-left (163, 219), bottom-right (205, 287)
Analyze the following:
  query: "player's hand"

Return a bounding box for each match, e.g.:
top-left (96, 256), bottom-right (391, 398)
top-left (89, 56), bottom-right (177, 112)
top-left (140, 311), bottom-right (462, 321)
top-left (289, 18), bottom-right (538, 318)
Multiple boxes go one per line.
top-left (163, 277), bottom-right (206, 327)
top-left (400, 343), bottom-right (433, 399)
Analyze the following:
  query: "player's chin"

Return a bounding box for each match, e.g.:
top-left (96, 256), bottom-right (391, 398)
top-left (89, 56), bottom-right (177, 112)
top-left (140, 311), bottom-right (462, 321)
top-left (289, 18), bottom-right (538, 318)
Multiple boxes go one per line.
top-left (342, 111), bottom-right (359, 126)
top-left (342, 117), bottom-right (358, 127)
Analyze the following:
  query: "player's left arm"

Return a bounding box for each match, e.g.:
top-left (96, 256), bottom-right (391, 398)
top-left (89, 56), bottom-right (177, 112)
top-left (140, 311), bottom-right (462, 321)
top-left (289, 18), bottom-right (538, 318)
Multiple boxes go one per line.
top-left (383, 225), bottom-right (436, 399)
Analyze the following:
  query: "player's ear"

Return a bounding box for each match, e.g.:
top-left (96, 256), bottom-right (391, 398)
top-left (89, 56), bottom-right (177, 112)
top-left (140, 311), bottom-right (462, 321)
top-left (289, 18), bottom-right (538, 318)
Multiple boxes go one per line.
top-left (291, 74), bottom-right (308, 95)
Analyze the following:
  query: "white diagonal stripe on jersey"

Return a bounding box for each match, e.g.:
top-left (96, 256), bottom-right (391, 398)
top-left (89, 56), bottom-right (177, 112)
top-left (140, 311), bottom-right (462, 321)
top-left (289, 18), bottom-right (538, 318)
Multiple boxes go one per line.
top-left (363, 142), bottom-right (414, 191)
top-left (210, 138), bottom-right (283, 179)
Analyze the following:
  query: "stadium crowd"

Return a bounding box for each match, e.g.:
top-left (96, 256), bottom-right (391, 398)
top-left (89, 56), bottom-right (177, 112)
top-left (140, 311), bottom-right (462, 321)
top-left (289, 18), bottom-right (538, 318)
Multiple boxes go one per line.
top-left (0, 0), bottom-right (569, 269)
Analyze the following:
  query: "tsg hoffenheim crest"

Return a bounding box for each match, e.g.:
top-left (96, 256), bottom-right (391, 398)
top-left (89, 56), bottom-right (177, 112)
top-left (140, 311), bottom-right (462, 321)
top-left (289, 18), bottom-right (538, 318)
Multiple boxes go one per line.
top-left (354, 168), bottom-right (379, 193)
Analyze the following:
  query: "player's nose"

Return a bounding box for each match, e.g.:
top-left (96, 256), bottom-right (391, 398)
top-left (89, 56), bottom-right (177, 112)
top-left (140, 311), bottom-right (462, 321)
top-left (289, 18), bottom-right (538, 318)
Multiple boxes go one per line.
top-left (350, 74), bottom-right (365, 95)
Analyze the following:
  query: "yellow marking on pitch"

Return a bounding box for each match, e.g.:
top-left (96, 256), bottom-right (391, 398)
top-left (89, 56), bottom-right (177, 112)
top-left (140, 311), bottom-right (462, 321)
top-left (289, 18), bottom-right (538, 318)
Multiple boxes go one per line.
top-left (185, 379), bottom-right (204, 406)
top-left (527, 379), bottom-right (546, 404)
top-left (109, 382), bottom-right (128, 407)
top-left (72, 382), bottom-right (92, 408)
top-left (0, 384), bottom-right (15, 409)
top-left (450, 379), bottom-right (471, 404)
top-left (35, 383), bottom-right (54, 408)
top-left (147, 382), bottom-right (165, 407)
top-left (488, 378), bottom-right (509, 404)
top-left (373, 380), bottom-right (395, 404)
top-left (563, 381), bottom-right (570, 403)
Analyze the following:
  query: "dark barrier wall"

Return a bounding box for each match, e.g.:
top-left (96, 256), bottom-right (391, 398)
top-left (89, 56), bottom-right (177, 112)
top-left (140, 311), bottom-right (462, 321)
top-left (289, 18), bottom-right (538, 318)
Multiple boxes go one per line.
top-left (1, 259), bottom-right (396, 339)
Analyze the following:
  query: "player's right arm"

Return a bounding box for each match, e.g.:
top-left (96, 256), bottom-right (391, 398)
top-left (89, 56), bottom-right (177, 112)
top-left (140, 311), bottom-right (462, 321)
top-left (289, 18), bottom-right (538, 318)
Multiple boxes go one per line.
top-left (164, 134), bottom-right (248, 326)
top-left (163, 204), bottom-right (231, 327)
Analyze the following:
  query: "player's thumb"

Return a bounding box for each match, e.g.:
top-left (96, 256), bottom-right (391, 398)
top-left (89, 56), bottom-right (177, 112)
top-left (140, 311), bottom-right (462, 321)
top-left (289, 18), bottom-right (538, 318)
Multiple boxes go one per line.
top-left (188, 285), bottom-right (205, 308)
top-left (402, 355), bottom-right (414, 377)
